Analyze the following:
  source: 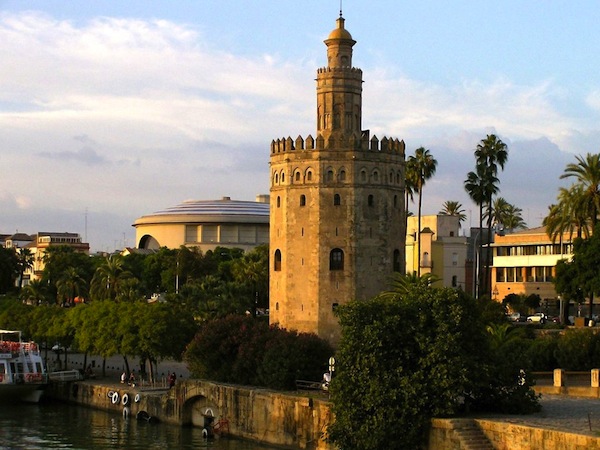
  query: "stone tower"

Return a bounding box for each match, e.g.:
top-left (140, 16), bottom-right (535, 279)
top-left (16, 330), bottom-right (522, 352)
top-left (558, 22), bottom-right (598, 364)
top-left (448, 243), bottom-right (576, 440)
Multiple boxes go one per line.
top-left (269, 15), bottom-right (406, 344)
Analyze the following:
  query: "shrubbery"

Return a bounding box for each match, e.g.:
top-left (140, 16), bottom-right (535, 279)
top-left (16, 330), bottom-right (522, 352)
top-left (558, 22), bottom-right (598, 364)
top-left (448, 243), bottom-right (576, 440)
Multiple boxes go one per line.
top-left (184, 315), bottom-right (333, 390)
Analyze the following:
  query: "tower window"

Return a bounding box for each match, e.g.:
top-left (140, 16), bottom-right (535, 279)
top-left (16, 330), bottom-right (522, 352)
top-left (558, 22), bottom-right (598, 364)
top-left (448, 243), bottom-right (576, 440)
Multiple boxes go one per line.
top-left (393, 249), bottom-right (401, 272)
top-left (307, 171), bottom-right (313, 181)
top-left (330, 248), bottom-right (344, 271)
top-left (300, 195), bottom-right (306, 206)
top-left (295, 171), bottom-right (301, 182)
top-left (276, 196), bottom-right (281, 208)
top-left (274, 173), bottom-right (279, 184)
top-left (339, 169), bottom-right (346, 181)
top-left (281, 172), bottom-right (285, 183)
top-left (334, 194), bottom-right (341, 206)
top-left (360, 170), bottom-right (367, 182)
top-left (274, 249), bottom-right (282, 271)
top-left (327, 170), bottom-right (334, 182)
top-left (393, 195), bottom-right (398, 208)
top-left (373, 171), bottom-right (379, 182)
top-left (368, 195), bottom-right (374, 207)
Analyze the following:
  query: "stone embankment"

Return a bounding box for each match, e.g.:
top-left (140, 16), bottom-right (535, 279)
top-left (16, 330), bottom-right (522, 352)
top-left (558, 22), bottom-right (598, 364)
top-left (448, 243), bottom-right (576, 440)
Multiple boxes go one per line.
top-left (46, 354), bottom-right (600, 449)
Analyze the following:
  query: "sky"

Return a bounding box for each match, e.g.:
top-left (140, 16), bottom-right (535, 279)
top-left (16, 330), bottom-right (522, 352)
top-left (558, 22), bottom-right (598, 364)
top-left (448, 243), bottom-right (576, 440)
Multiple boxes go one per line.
top-left (1, 1), bottom-right (599, 252)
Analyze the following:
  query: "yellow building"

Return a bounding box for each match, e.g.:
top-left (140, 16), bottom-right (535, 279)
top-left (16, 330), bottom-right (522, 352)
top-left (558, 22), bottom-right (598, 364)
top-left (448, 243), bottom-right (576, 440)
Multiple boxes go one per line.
top-left (491, 226), bottom-right (573, 303)
top-left (269, 16), bottom-right (406, 344)
top-left (133, 195), bottom-right (269, 252)
top-left (405, 215), bottom-right (467, 289)
top-left (10, 232), bottom-right (90, 285)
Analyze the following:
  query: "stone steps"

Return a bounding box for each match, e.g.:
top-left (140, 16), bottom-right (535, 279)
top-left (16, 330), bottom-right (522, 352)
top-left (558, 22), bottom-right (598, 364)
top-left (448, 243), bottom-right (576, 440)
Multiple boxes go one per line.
top-left (454, 421), bottom-right (495, 450)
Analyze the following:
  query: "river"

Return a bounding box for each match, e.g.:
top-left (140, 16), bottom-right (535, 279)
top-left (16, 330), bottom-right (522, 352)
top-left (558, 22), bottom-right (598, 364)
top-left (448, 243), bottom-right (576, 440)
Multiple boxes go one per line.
top-left (0, 401), bottom-right (279, 450)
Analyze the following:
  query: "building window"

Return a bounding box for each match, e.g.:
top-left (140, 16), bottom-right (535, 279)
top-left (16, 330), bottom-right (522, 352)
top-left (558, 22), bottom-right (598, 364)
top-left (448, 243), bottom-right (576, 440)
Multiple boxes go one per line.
top-left (327, 170), bottom-right (334, 182)
top-left (274, 249), bottom-right (282, 271)
top-left (368, 195), bottom-right (374, 207)
top-left (307, 171), bottom-right (313, 181)
top-left (330, 248), bottom-right (344, 271)
top-left (421, 251), bottom-right (431, 268)
top-left (452, 276), bottom-right (458, 287)
top-left (332, 302), bottom-right (339, 311)
top-left (300, 195), bottom-right (306, 206)
top-left (393, 195), bottom-right (398, 208)
top-left (276, 196), bottom-right (281, 208)
top-left (339, 170), bottom-right (346, 181)
top-left (274, 173), bottom-right (279, 184)
top-left (452, 253), bottom-right (458, 265)
top-left (334, 194), bottom-right (341, 206)
top-left (360, 170), bottom-right (367, 182)
top-left (373, 171), bottom-right (379, 182)
top-left (295, 171), bottom-right (301, 182)
top-left (281, 172), bottom-right (285, 183)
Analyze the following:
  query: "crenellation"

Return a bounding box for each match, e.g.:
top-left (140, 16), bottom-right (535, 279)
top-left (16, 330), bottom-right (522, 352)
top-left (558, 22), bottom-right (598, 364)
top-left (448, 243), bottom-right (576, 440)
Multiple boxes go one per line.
top-left (317, 66), bottom-right (362, 75)
top-left (270, 134), bottom-right (404, 156)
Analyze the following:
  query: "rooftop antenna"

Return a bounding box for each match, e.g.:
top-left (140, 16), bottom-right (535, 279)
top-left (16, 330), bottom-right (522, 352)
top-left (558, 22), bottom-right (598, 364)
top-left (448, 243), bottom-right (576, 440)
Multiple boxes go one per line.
top-left (339, 0), bottom-right (343, 17)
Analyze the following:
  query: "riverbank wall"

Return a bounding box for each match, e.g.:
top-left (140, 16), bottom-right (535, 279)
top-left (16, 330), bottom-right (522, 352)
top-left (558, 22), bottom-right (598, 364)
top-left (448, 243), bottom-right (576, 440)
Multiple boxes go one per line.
top-left (47, 379), bottom-right (334, 449)
top-left (47, 379), bottom-right (600, 449)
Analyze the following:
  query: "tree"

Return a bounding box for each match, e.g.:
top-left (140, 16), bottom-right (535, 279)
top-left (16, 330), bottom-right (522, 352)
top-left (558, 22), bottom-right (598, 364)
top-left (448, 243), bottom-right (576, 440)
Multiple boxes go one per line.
top-left (90, 254), bottom-right (133, 301)
top-left (489, 197), bottom-right (526, 232)
top-left (438, 200), bottom-right (467, 227)
top-left (56, 267), bottom-right (87, 306)
top-left (16, 248), bottom-right (34, 290)
top-left (329, 285), bottom-right (487, 449)
top-left (20, 279), bottom-right (49, 305)
top-left (465, 134), bottom-right (508, 298)
top-left (559, 153), bottom-right (600, 227)
top-left (0, 247), bottom-right (19, 294)
top-left (406, 147), bottom-right (438, 276)
top-left (544, 185), bottom-right (591, 244)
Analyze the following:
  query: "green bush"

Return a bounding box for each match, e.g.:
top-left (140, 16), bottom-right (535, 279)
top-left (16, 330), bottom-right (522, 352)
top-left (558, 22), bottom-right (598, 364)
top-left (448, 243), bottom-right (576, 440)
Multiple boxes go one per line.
top-left (184, 315), bottom-right (332, 390)
top-left (555, 329), bottom-right (600, 370)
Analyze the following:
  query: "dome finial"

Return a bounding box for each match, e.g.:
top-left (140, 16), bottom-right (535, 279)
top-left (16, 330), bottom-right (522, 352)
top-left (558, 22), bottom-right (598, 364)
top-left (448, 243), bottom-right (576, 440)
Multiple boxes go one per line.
top-left (339, 0), bottom-right (343, 18)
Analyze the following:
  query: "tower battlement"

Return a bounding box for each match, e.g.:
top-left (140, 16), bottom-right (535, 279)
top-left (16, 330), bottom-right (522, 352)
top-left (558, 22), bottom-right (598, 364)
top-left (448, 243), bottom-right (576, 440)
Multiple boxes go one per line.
top-left (317, 66), bottom-right (363, 75)
top-left (270, 133), bottom-right (405, 156)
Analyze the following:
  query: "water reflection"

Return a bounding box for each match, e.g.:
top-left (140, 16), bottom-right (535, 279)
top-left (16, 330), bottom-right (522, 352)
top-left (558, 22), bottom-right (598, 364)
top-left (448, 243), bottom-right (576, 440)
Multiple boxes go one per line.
top-left (0, 402), bottom-right (277, 449)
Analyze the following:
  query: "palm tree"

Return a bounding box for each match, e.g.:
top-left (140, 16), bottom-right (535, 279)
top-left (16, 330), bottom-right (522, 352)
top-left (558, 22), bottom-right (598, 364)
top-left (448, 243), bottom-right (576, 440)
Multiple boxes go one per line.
top-left (407, 147), bottom-right (438, 276)
top-left (56, 267), bottom-right (87, 306)
top-left (16, 248), bottom-right (34, 290)
top-left (544, 184), bottom-right (591, 245)
top-left (464, 164), bottom-right (498, 298)
top-left (438, 200), bottom-right (467, 227)
top-left (488, 197), bottom-right (526, 232)
top-left (90, 254), bottom-right (133, 301)
top-left (559, 153), bottom-right (600, 226)
top-left (465, 134), bottom-right (508, 298)
top-left (20, 279), bottom-right (48, 305)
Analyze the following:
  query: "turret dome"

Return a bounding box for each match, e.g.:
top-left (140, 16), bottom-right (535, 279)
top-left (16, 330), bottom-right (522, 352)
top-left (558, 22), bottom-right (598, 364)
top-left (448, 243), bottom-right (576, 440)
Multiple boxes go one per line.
top-left (327, 16), bottom-right (354, 42)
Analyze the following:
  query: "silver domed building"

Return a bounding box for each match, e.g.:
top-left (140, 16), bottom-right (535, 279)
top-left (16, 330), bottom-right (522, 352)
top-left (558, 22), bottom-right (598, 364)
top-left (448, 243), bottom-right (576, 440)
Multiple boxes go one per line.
top-left (133, 195), bottom-right (269, 252)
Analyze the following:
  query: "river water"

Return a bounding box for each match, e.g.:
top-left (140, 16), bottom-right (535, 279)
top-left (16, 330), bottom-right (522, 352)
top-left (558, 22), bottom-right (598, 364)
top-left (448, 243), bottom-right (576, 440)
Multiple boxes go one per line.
top-left (0, 402), bottom-right (278, 450)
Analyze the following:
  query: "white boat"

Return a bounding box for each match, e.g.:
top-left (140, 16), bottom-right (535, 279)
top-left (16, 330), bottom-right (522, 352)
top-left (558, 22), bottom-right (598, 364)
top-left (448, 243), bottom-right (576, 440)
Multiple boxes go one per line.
top-left (0, 329), bottom-right (48, 403)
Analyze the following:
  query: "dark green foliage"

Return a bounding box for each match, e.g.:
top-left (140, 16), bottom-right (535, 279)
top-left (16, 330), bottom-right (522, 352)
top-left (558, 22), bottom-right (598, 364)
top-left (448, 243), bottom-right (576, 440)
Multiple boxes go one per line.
top-left (0, 247), bottom-right (18, 294)
top-left (555, 329), bottom-right (600, 370)
top-left (184, 315), bottom-right (332, 390)
top-left (478, 296), bottom-right (508, 324)
top-left (328, 287), bottom-right (488, 450)
top-left (525, 334), bottom-right (559, 371)
top-left (525, 294), bottom-right (541, 311)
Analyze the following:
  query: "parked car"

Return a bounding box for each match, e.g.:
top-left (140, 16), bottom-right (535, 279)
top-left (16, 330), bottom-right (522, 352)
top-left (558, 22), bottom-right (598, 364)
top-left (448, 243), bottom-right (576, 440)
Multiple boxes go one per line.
top-left (508, 312), bottom-right (523, 322)
top-left (527, 312), bottom-right (547, 323)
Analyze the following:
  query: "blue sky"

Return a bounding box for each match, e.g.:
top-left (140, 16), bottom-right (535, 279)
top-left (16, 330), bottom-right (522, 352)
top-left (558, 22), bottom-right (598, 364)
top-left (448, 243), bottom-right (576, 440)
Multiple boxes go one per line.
top-left (1, 1), bottom-right (598, 251)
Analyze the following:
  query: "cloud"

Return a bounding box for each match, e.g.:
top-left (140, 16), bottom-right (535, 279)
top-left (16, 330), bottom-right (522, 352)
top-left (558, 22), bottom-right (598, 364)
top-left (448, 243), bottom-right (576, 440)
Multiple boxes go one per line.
top-left (1, 11), bottom-right (599, 250)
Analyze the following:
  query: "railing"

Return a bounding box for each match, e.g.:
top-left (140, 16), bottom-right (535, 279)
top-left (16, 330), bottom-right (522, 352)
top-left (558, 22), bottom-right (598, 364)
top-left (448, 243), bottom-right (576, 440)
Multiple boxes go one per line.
top-left (0, 372), bottom-right (48, 384)
top-left (48, 370), bottom-right (83, 382)
top-left (532, 369), bottom-right (600, 387)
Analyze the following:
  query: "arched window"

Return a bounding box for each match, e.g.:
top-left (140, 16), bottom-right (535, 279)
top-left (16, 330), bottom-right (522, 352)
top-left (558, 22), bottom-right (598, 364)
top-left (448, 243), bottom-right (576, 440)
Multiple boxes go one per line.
top-left (373, 171), bottom-right (379, 182)
top-left (393, 249), bottom-right (401, 272)
top-left (360, 170), bottom-right (367, 182)
top-left (422, 252), bottom-right (431, 268)
top-left (368, 195), bottom-right (374, 207)
top-left (334, 194), bottom-right (341, 206)
top-left (330, 248), bottom-right (344, 271)
top-left (339, 169), bottom-right (346, 181)
top-left (274, 173), bottom-right (279, 184)
top-left (327, 170), bottom-right (334, 182)
top-left (300, 195), bottom-right (306, 206)
top-left (276, 196), bottom-right (281, 208)
top-left (307, 171), bottom-right (313, 181)
top-left (295, 171), bottom-right (301, 182)
top-left (281, 172), bottom-right (285, 183)
top-left (274, 249), bottom-right (282, 271)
